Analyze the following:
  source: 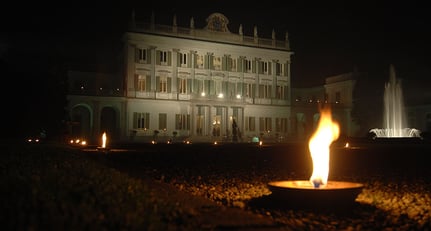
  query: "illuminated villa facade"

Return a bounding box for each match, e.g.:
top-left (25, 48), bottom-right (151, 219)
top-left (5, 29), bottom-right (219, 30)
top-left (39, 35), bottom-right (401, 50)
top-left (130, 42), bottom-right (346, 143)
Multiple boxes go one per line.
top-left (66, 12), bottom-right (360, 143)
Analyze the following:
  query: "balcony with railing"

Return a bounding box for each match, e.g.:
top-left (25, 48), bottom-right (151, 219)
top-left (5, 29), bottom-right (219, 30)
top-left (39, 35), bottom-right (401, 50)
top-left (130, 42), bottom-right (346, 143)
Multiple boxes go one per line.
top-left (132, 88), bottom-right (289, 106)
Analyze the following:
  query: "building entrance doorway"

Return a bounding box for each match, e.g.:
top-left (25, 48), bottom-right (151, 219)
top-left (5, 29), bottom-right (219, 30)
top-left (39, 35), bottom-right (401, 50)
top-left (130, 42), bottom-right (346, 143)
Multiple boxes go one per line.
top-left (212, 115), bottom-right (221, 136)
top-left (196, 115), bottom-right (204, 135)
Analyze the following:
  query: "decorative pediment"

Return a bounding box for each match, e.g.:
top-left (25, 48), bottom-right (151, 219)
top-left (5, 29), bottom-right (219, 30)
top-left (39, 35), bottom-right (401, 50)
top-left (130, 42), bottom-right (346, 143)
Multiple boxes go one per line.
top-left (205, 13), bottom-right (230, 32)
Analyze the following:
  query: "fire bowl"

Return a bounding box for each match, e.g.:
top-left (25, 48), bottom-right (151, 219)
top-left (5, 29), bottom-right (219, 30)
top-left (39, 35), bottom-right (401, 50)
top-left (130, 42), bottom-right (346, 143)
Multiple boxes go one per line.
top-left (268, 180), bottom-right (364, 209)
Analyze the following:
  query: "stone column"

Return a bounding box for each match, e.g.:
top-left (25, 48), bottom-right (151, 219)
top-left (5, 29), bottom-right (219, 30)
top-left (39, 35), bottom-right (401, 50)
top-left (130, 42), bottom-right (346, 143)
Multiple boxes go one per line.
top-left (172, 48), bottom-right (179, 96)
top-left (272, 59), bottom-right (278, 99)
top-left (255, 57), bottom-right (260, 98)
top-left (150, 46), bottom-right (157, 93)
top-left (190, 50), bottom-right (196, 93)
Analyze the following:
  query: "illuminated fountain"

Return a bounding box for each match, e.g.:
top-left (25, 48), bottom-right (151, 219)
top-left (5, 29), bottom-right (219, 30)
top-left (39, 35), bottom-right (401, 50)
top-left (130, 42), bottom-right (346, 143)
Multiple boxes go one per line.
top-left (268, 107), bottom-right (363, 208)
top-left (369, 65), bottom-right (421, 138)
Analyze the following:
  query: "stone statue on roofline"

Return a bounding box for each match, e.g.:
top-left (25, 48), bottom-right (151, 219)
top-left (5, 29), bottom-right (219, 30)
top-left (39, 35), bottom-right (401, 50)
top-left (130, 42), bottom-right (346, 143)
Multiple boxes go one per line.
top-left (190, 17), bottom-right (195, 29)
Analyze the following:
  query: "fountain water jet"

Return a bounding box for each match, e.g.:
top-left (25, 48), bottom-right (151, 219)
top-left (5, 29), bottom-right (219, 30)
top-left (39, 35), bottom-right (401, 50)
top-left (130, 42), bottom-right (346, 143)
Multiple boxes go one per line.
top-left (370, 65), bottom-right (421, 138)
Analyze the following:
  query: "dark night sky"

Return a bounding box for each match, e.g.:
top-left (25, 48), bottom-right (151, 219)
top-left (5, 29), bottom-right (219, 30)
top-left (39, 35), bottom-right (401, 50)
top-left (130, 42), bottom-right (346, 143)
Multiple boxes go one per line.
top-left (1, 1), bottom-right (431, 138)
top-left (3, 2), bottom-right (431, 84)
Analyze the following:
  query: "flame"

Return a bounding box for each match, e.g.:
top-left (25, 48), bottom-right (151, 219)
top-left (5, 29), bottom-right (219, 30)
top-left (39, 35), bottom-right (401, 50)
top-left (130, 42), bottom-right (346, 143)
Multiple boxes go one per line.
top-left (308, 108), bottom-right (340, 188)
top-left (102, 132), bottom-right (107, 148)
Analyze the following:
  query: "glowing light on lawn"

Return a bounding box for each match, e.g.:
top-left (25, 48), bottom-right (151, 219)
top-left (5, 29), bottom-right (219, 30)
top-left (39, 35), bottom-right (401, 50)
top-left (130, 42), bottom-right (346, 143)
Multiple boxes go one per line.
top-left (102, 132), bottom-right (107, 148)
top-left (308, 108), bottom-right (340, 188)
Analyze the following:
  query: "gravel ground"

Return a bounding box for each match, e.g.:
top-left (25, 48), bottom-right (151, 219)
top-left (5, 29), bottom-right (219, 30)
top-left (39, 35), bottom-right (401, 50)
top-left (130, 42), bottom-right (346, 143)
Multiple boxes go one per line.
top-left (5, 140), bottom-right (430, 230)
top-left (96, 140), bottom-right (431, 230)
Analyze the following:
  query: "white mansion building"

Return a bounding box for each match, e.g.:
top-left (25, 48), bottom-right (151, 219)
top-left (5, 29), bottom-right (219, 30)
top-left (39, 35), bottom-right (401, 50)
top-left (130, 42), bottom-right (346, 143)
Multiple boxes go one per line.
top-left (66, 12), bottom-right (360, 143)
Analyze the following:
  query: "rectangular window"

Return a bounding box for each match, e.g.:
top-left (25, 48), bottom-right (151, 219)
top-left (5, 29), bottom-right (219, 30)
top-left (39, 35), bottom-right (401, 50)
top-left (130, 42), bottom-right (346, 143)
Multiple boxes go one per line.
top-left (196, 55), bottom-right (204, 68)
top-left (136, 48), bottom-right (147, 63)
top-left (138, 75), bottom-right (146, 91)
top-left (230, 58), bottom-right (237, 71)
top-left (196, 115), bottom-right (204, 135)
top-left (160, 51), bottom-right (168, 65)
top-left (215, 80), bottom-right (223, 96)
top-left (259, 117), bottom-right (265, 132)
top-left (159, 113), bottom-right (167, 130)
top-left (276, 63), bottom-right (285, 76)
top-left (159, 76), bottom-right (167, 93)
top-left (245, 59), bottom-right (252, 72)
top-left (227, 82), bottom-right (235, 98)
top-left (259, 84), bottom-right (271, 98)
top-left (246, 116), bottom-right (255, 131)
top-left (266, 117), bottom-right (272, 132)
top-left (235, 82), bottom-right (242, 98)
top-left (213, 56), bottom-right (222, 70)
top-left (245, 83), bottom-right (253, 97)
top-left (175, 114), bottom-right (183, 130)
top-left (187, 114), bottom-right (190, 130)
top-left (261, 61), bottom-right (270, 74)
top-left (259, 117), bottom-right (272, 132)
top-left (276, 85), bottom-right (285, 99)
top-left (133, 112), bottom-right (149, 129)
top-left (265, 84), bottom-right (271, 98)
top-left (180, 52), bottom-right (187, 66)
top-left (175, 114), bottom-right (190, 130)
top-left (196, 79), bottom-right (204, 95)
top-left (179, 78), bottom-right (187, 94)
